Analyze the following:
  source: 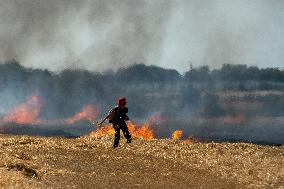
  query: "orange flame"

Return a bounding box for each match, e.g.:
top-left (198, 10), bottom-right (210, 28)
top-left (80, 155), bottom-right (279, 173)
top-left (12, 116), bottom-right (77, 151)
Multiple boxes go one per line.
top-left (91, 125), bottom-right (114, 138)
top-left (132, 123), bottom-right (154, 140)
top-left (90, 121), bottom-right (154, 140)
top-left (183, 135), bottom-right (196, 144)
top-left (172, 130), bottom-right (183, 141)
top-left (4, 95), bottom-right (42, 124)
top-left (67, 105), bottom-right (99, 124)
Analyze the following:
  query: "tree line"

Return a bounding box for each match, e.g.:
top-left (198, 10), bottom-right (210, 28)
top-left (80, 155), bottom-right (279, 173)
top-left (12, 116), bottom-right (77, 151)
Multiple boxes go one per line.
top-left (0, 60), bottom-right (283, 119)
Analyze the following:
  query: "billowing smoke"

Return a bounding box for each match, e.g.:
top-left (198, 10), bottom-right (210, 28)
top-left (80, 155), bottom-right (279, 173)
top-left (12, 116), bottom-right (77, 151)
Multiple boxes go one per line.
top-left (0, 0), bottom-right (172, 71)
top-left (159, 0), bottom-right (284, 71)
top-left (1, 1), bottom-right (284, 72)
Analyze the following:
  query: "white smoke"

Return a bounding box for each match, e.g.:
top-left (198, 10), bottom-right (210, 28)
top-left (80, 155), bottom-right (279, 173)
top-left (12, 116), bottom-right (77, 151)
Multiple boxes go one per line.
top-left (0, 0), bottom-right (284, 73)
top-left (0, 0), bottom-right (173, 71)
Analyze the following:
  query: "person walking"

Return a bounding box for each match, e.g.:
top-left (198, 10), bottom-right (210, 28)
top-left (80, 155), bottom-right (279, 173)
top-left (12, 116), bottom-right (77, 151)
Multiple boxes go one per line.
top-left (98, 97), bottom-right (132, 148)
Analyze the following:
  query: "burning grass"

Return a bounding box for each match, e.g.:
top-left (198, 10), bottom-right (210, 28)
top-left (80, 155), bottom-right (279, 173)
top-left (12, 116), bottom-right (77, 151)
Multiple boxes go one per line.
top-left (0, 134), bottom-right (282, 188)
top-left (90, 121), bottom-right (154, 140)
top-left (171, 130), bottom-right (183, 141)
top-left (0, 95), bottom-right (99, 129)
top-left (3, 95), bottom-right (42, 124)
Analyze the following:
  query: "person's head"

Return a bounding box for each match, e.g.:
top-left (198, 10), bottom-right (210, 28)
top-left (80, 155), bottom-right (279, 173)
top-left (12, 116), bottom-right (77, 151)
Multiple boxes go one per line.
top-left (117, 97), bottom-right (127, 107)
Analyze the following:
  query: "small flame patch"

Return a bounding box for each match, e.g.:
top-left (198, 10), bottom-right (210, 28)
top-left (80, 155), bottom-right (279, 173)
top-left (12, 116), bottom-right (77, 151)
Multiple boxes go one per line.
top-left (172, 130), bottom-right (183, 141)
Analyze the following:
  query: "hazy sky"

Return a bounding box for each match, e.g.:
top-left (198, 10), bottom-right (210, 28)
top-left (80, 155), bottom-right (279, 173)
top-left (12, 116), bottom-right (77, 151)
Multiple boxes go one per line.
top-left (0, 0), bottom-right (283, 73)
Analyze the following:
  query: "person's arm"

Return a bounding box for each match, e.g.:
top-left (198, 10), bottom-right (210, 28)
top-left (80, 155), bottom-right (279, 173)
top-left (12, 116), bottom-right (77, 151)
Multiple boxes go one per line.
top-left (98, 110), bottom-right (114, 125)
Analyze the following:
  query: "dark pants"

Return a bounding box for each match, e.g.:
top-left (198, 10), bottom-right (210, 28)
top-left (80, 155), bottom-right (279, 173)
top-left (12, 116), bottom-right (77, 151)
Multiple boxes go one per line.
top-left (112, 121), bottom-right (131, 148)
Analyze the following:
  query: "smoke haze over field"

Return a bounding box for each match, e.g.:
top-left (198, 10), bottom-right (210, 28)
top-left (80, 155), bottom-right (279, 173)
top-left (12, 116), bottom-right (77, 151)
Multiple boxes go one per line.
top-left (0, 61), bottom-right (283, 143)
top-left (1, 0), bottom-right (284, 72)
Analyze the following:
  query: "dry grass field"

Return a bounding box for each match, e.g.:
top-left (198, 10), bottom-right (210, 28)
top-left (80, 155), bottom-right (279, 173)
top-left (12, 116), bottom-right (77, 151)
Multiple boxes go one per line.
top-left (0, 134), bottom-right (283, 189)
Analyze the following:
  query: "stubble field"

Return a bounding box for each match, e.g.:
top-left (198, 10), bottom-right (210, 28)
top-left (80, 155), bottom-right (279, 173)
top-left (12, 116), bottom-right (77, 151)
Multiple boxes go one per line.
top-left (0, 134), bottom-right (283, 188)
